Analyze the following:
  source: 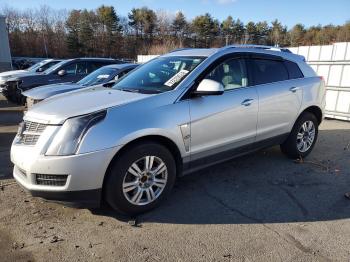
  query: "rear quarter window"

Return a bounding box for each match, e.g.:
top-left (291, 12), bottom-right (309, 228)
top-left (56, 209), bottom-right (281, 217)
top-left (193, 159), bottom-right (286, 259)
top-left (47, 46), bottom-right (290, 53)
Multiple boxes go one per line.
top-left (284, 60), bottom-right (304, 79)
top-left (88, 61), bottom-right (109, 73)
top-left (251, 59), bottom-right (289, 85)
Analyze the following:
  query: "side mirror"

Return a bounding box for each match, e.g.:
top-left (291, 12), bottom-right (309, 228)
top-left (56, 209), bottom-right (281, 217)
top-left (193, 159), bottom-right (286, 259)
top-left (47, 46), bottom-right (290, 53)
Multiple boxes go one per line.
top-left (114, 75), bottom-right (119, 80)
top-left (193, 79), bottom-right (224, 96)
top-left (102, 81), bottom-right (116, 88)
top-left (58, 69), bottom-right (66, 76)
top-left (37, 67), bottom-right (44, 72)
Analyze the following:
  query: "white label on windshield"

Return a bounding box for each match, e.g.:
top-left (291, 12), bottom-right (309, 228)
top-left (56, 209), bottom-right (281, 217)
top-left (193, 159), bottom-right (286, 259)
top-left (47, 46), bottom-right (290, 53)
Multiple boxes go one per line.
top-left (164, 69), bottom-right (189, 87)
top-left (97, 74), bottom-right (110, 79)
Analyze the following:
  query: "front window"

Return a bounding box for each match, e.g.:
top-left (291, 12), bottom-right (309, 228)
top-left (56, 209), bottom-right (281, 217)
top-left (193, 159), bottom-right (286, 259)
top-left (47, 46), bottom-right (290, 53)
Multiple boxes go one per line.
top-left (27, 60), bottom-right (49, 72)
top-left (43, 60), bottom-right (68, 74)
top-left (204, 58), bottom-right (248, 90)
top-left (37, 61), bottom-right (60, 72)
top-left (113, 56), bottom-right (205, 94)
top-left (77, 67), bottom-right (118, 86)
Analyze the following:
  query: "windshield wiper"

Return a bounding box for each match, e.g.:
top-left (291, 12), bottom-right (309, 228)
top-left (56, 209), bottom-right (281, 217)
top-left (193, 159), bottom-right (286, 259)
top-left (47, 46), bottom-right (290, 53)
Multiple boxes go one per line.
top-left (117, 88), bottom-right (140, 93)
top-left (137, 89), bottom-right (163, 94)
top-left (116, 88), bottom-right (164, 94)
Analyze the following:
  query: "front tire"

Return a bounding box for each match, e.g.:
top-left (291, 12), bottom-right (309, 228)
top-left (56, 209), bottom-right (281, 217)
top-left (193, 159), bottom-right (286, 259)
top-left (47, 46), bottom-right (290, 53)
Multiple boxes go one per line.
top-left (104, 142), bottom-right (176, 215)
top-left (281, 112), bottom-right (319, 159)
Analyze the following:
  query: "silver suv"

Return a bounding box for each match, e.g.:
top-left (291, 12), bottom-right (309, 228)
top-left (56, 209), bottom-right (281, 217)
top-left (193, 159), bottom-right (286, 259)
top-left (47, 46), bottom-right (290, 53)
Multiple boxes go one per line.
top-left (11, 45), bottom-right (326, 215)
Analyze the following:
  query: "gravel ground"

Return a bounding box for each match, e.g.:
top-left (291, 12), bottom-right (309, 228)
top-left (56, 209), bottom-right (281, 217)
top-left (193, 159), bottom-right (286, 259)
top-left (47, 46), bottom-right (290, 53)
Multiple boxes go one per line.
top-left (0, 94), bottom-right (349, 262)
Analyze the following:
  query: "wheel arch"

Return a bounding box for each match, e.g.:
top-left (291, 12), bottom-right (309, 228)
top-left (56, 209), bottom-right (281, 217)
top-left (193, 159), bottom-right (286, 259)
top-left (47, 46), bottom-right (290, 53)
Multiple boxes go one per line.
top-left (299, 105), bottom-right (323, 125)
top-left (102, 134), bottom-right (183, 199)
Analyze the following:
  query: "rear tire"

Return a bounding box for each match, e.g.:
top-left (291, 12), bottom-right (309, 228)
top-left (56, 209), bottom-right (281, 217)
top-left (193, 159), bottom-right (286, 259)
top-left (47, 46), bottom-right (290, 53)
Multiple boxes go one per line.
top-left (281, 112), bottom-right (319, 159)
top-left (104, 142), bottom-right (176, 215)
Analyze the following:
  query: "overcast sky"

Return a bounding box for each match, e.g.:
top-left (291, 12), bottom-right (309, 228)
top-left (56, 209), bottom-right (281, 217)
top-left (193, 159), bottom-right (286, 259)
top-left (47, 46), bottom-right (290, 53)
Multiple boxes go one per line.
top-left (1, 0), bottom-right (349, 28)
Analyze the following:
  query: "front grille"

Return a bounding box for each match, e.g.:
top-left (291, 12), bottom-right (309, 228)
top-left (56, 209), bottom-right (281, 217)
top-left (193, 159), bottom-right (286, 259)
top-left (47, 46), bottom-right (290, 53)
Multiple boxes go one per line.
top-left (17, 121), bottom-right (47, 146)
top-left (25, 121), bottom-right (46, 133)
top-left (35, 174), bottom-right (68, 186)
top-left (19, 134), bottom-right (40, 145)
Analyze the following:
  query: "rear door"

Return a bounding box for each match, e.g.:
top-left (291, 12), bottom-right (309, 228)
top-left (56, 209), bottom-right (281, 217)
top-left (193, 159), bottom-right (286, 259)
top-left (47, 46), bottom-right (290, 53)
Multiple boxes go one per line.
top-left (249, 55), bottom-right (303, 141)
top-left (189, 56), bottom-right (258, 166)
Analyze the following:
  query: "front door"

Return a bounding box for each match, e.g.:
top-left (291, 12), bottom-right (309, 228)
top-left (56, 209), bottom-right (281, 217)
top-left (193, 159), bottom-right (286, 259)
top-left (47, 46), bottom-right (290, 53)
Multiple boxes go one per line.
top-left (189, 57), bottom-right (258, 167)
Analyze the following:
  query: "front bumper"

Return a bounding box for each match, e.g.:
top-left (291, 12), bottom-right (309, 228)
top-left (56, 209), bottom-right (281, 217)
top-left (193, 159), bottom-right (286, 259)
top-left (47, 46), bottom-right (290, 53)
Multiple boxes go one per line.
top-left (11, 145), bottom-right (120, 207)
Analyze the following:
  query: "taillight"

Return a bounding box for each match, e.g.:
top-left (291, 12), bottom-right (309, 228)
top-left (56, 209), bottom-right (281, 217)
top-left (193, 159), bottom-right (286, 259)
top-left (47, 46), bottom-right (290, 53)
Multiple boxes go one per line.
top-left (319, 76), bottom-right (325, 82)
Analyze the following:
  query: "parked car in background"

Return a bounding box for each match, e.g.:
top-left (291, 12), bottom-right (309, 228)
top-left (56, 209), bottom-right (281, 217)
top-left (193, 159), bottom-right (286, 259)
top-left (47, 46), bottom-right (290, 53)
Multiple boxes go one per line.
top-left (24, 63), bottom-right (138, 109)
top-left (2, 58), bottom-right (125, 104)
top-left (12, 58), bottom-right (36, 70)
top-left (10, 45), bottom-right (325, 215)
top-left (0, 59), bottom-right (62, 88)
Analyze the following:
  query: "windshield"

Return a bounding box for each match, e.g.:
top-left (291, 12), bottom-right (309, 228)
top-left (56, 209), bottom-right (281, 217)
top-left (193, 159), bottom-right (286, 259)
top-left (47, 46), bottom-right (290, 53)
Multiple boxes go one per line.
top-left (113, 56), bottom-right (205, 93)
top-left (77, 67), bottom-right (118, 86)
top-left (27, 60), bottom-right (50, 72)
top-left (43, 60), bottom-right (68, 74)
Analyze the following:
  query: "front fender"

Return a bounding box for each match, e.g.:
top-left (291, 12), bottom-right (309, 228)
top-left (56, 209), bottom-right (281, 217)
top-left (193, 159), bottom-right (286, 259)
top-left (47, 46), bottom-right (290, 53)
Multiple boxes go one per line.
top-left (77, 98), bottom-right (190, 158)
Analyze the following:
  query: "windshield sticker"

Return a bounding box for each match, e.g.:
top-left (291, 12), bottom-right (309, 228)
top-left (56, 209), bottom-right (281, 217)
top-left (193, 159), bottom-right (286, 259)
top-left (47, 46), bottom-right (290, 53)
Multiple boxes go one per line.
top-left (97, 74), bottom-right (110, 79)
top-left (164, 69), bottom-right (189, 87)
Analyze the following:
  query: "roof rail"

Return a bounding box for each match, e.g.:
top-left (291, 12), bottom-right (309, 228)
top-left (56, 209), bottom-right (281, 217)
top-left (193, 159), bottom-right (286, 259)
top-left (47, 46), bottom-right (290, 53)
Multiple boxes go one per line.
top-left (223, 44), bottom-right (292, 53)
top-left (168, 48), bottom-right (193, 53)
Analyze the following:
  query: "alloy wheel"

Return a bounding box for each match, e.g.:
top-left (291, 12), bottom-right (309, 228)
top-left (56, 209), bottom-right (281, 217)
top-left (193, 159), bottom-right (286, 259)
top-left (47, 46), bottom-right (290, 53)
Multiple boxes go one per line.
top-left (296, 120), bottom-right (316, 153)
top-left (122, 156), bottom-right (168, 206)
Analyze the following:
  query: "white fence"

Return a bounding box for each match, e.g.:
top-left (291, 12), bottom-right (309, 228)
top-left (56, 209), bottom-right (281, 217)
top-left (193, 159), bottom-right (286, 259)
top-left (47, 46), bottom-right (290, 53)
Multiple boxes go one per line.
top-left (289, 42), bottom-right (350, 121)
top-left (137, 55), bottom-right (159, 64)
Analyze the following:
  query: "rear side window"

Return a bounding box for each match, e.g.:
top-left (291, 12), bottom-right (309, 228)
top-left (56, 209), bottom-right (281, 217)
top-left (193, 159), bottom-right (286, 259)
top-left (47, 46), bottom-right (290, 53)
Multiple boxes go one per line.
top-left (62, 62), bottom-right (88, 75)
top-left (284, 60), bottom-right (304, 79)
top-left (251, 59), bottom-right (289, 85)
top-left (88, 61), bottom-right (110, 73)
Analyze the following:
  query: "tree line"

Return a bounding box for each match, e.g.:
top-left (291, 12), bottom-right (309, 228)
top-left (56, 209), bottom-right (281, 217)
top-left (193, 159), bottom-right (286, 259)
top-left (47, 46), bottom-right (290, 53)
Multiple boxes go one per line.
top-left (2, 5), bottom-right (350, 59)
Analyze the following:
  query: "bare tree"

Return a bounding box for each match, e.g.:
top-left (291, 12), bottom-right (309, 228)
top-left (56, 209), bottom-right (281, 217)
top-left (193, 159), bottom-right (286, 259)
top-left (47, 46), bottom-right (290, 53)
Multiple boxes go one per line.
top-left (1, 5), bottom-right (349, 59)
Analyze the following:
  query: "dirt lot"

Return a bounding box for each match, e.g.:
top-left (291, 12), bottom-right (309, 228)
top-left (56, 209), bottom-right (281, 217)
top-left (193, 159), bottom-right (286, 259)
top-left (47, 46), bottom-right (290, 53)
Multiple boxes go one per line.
top-left (0, 94), bottom-right (349, 262)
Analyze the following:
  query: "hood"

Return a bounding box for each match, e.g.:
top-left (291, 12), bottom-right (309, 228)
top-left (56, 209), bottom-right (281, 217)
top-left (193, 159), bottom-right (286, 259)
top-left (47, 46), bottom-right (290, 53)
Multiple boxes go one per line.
top-left (0, 70), bottom-right (27, 78)
top-left (24, 88), bottom-right (150, 124)
top-left (0, 70), bottom-right (30, 81)
top-left (7, 71), bottom-right (41, 81)
top-left (22, 82), bottom-right (80, 100)
top-left (7, 73), bottom-right (50, 88)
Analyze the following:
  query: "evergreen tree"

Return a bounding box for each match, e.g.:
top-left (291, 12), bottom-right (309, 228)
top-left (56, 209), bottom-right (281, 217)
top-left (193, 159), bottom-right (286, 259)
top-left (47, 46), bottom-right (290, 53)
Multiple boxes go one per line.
top-left (97, 5), bottom-right (121, 56)
top-left (245, 21), bottom-right (257, 44)
top-left (65, 10), bottom-right (81, 56)
top-left (255, 21), bottom-right (270, 45)
top-left (79, 10), bottom-right (95, 56)
top-left (231, 19), bottom-right (245, 43)
top-left (269, 19), bottom-right (288, 46)
top-left (289, 24), bottom-right (306, 46)
top-left (172, 11), bottom-right (188, 46)
top-left (192, 13), bottom-right (220, 47)
top-left (221, 16), bottom-right (234, 45)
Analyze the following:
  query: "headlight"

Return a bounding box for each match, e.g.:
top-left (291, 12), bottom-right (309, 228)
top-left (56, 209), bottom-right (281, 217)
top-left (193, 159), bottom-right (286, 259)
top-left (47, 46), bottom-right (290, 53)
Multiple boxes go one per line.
top-left (45, 110), bottom-right (106, 156)
top-left (0, 76), bottom-right (7, 84)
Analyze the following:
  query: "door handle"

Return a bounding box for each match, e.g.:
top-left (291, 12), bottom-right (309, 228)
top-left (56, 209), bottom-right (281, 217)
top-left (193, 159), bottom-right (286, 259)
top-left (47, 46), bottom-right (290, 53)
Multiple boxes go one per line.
top-left (289, 86), bottom-right (300, 93)
top-left (241, 98), bottom-right (254, 106)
